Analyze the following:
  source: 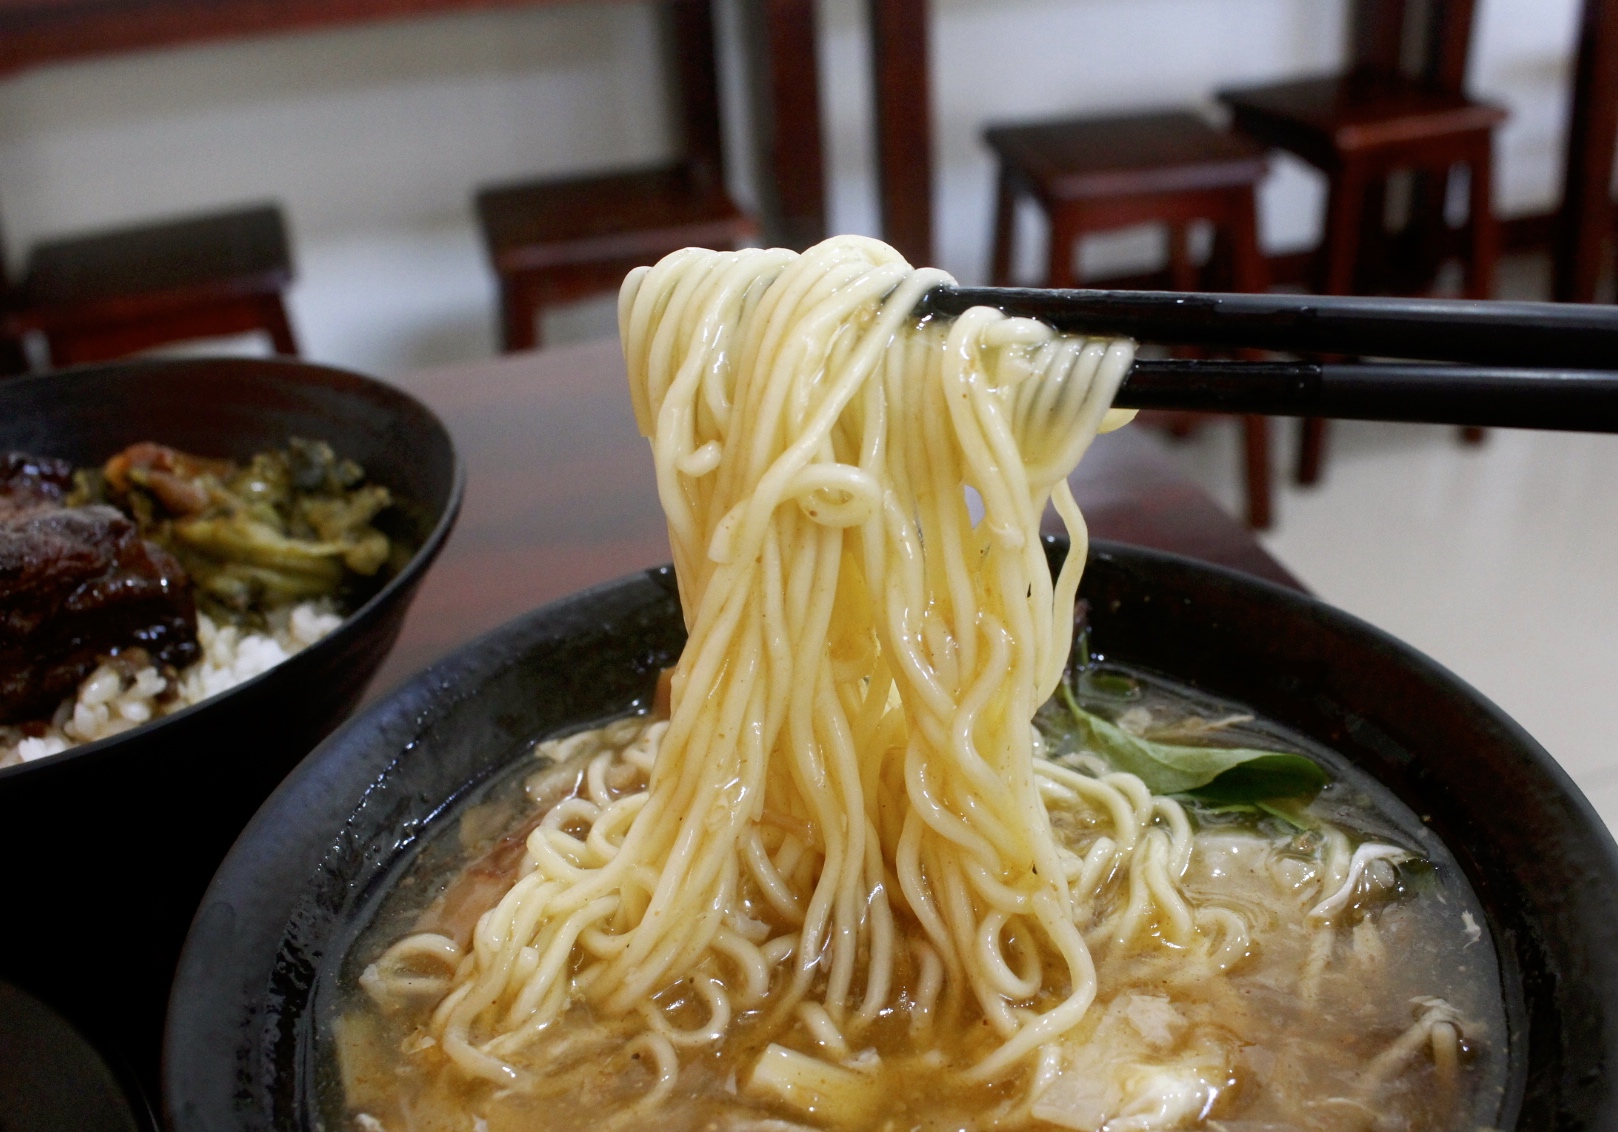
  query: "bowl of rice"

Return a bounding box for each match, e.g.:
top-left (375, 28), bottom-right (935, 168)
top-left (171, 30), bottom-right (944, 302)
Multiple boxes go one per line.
top-left (0, 356), bottom-right (462, 1109)
top-left (2, 601), bottom-right (345, 767)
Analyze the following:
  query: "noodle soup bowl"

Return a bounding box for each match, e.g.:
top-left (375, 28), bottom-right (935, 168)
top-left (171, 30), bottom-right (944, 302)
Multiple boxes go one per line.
top-left (0, 357), bottom-right (462, 1108)
top-left (166, 541), bottom-right (1618, 1131)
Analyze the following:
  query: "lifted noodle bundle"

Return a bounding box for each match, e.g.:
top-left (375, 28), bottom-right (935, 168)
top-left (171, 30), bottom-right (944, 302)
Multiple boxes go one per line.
top-left (354, 237), bottom-right (1491, 1132)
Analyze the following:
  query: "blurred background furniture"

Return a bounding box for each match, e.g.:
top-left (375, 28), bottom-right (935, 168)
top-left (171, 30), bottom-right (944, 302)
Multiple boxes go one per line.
top-left (1556, 0), bottom-right (1618, 303)
top-left (0, 0), bottom-right (824, 361)
top-left (475, 0), bottom-right (755, 353)
top-left (984, 109), bottom-right (1275, 528)
top-left (0, 235), bottom-right (26, 377)
top-left (1219, 0), bottom-right (1505, 482)
top-left (477, 169), bottom-right (753, 353)
top-left (7, 205), bottom-right (297, 368)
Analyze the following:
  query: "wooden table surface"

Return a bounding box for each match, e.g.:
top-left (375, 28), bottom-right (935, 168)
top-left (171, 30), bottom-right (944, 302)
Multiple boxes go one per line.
top-left (370, 336), bottom-right (1299, 697)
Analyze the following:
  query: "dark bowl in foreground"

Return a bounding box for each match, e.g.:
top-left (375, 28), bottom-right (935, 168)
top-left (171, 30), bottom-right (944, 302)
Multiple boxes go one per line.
top-left (165, 541), bottom-right (1618, 1131)
top-left (0, 357), bottom-right (462, 1104)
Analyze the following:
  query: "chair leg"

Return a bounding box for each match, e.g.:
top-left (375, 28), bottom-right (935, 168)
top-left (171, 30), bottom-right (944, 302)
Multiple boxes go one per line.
top-left (1046, 209), bottom-right (1081, 289)
top-left (1402, 167), bottom-right (1451, 291)
top-left (43, 330), bottom-right (87, 368)
top-left (262, 295), bottom-right (299, 356)
top-left (1356, 174), bottom-right (1392, 292)
top-left (1463, 139), bottom-right (1498, 302)
top-left (499, 277), bottom-right (541, 353)
top-left (1319, 162), bottom-right (1369, 298)
top-left (1227, 187), bottom-right (1270, 294)
top-left (1458, 138), bottom-right (1498, 446)
top-left (1168, 223), bottom-right (1198, 292)
top-left (1296, 417), bottom-right (1328, 485)
top-left (989, 166), bottom-right (1017, 287)
top-left (1299, 161), bottom-right (1370, 486)
top-left (1242, 414), bottom-right (1273, 529)
top-left (1226, 190), bottom-right (1275, 527)
top-left (0, 332), bottom-right (26, 376)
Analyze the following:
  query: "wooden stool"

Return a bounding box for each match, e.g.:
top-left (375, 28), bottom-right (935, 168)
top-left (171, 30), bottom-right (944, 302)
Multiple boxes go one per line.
top-left (0, 264), bottom-right (24, 378)
top-left (477, 163), bottom-right (755, 352)
top-left (1219, 0), bottom-right (1505, 483)
top-left (475, 0), bottom-right (755, 353)
top-left (14, 204), bottom-right (297, 368)
top-left (985, 109), bottom-right (1276, 529)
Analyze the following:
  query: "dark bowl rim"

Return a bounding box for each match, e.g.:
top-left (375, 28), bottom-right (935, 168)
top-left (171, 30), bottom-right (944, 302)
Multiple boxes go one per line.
top-left (0, 355), bottom-right (467, 785)
top-left (164, 537), bottom-right (1618, 1131)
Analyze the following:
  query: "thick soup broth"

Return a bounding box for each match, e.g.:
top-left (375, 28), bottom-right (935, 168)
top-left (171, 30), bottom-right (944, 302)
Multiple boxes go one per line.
top-left (320, 666), bottom-right (1508, 1132)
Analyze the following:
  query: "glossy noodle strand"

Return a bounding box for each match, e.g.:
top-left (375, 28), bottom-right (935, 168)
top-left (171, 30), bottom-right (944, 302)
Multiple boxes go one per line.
top-left (349, 237), bottom-right (1496, 1132)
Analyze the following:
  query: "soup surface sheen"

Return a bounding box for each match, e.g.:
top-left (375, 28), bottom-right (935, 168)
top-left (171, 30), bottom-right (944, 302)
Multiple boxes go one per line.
top-left (320, 664), bottom-right (1509, 1132)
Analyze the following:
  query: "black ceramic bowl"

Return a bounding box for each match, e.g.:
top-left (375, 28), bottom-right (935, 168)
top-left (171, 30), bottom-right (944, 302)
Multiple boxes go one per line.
top-left (166, 541), bottom-right (1618, 1131)
top-left (0, 357), bottom-right (462, 1106)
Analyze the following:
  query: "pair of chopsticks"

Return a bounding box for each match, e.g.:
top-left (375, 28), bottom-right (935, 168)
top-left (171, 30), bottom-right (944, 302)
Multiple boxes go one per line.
top-left (917, 287), bottom-right (1618, 433)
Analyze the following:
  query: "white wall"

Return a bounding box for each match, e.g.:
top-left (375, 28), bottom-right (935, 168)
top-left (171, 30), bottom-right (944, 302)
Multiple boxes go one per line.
top-left (0, 0), bottom-right (1587, 373)
top-left (0, 5), bottom-right (677, 245)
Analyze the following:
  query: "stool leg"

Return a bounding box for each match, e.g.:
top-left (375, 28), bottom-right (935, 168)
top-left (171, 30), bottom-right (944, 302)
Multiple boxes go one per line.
top-left (1243, 414), bottom-right (1273, 530)
top-left (1463, 139), bottom-right (1498, 302)
top-left (1296, 418), bottom-right (1327, 484)
top-left (43, 331), bottom-right (77, 368)
top-left (1299, 161), bottom-right (1370, 486)
top-left (1046, 210), bottom-right (1080, 289)
top-left (1459, 137), bottom-right (1498, 446)
top-left (1168, 223), bottom-right (1198, 292)
top-left (1228, 188), bottom-right (1274, 528)
top-left (1319, 162), bottom-right (1369, 298)
top-left (262, 296), bottom-right (299, 356)
top-left (499, 277), bottom-right (540, 353)
top-left (1358, 174), bottom-right (1392, 292)
top-left (1228, 187), bottom-right (1270, 294)
top-left (990, 166), bottom-right (1017, 287)
top-left (0, 333), bottom-right (25, 376)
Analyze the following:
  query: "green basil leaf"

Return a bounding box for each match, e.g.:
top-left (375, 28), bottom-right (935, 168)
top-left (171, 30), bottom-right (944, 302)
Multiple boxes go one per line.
top-left (1057, 690), bottom-right (1327, 802)
top-left (1195, 757), bottom-right (1330, 805)
top-left (1253, 798), bottom-right (1316, 831)
top-left (1084, 671), bottom-right (1140, 698)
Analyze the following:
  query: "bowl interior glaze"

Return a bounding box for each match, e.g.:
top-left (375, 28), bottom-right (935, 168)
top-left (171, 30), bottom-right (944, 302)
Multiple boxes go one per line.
top-left (166, 541), bottom-right (1618, 1131)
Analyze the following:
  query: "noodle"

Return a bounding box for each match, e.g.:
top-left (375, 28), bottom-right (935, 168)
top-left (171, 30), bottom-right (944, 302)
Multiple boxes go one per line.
top-left (351, 237), bottom-right (1491, 1131)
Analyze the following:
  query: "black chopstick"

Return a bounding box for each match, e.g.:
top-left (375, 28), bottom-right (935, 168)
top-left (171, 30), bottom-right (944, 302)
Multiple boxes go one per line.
top-left (1116, 360), bottom-right (1618, 432)
top-left (920, 286), bottom-right (1618, 369)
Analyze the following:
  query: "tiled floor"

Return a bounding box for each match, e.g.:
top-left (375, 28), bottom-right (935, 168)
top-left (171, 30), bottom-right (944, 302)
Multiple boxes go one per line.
top-left (1143, 251), bottom-right (1618, 833)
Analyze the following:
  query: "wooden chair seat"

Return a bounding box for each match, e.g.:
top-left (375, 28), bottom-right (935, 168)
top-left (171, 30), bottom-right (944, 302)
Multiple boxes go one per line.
top-left (1220, 77), bottom-right (1503, 482)
top-left (984, 110), bottom-right (1275, 529)
top-left (1221, 70), bottom-right (1507, 167)
top-left (477, 164), bottom-right (755, 353)
top-left (986, 111), bottom-right (1269, 204)
top-left (473, 0), bottom-right (754, 353)
top-left (15, 204), bottom-right (297, 366)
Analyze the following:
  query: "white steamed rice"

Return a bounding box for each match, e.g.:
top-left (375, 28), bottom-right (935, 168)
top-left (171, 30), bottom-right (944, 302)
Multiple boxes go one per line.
top-left (0, 600), bottom-right (343, 769)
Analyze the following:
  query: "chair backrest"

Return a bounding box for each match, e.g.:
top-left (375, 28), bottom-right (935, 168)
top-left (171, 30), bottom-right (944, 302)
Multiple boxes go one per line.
top-left (1350, 0), bottom-right (1478, 92)
top-left (670, 0), bottom-right (727, 187)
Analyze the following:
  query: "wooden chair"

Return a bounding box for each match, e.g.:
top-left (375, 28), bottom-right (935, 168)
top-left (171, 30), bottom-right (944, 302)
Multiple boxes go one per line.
top-left (1219, 0), bottom-right (1505, 482)
top-left (11, 204), bottom-right (297, 368)
top-left (476, 0), bottom-right (755, 353)
top-left (0, 233), bottom-right (27, 376)
top-left (985, 109), bottom-right (1277, 529)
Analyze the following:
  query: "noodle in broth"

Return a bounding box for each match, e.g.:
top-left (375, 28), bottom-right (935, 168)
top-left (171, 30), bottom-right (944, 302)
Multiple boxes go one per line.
top-left (330, 237), bottom-right (1506, 1132)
